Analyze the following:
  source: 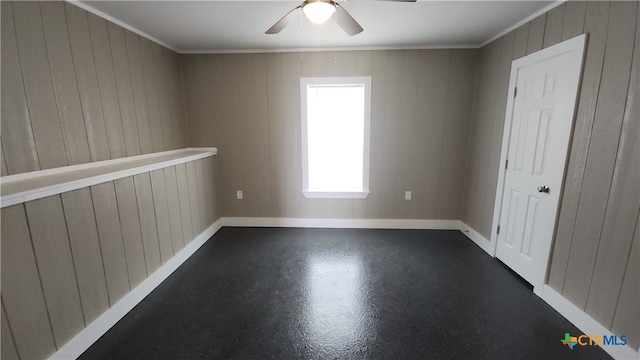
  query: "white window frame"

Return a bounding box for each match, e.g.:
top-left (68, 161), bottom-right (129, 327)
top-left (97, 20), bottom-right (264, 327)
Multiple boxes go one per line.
top-left (300, 76), bottom-right (371, 199)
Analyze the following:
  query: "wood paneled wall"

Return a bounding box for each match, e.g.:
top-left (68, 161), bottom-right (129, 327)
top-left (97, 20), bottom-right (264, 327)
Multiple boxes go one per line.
top-left (182, 49), bottom-right (477, 219)
top-left (461, 2), bottom-right (639, 348)
top-left (1, 3), bottom-right (205, 356)
top-left (1, 157), bottom-right (219, 359)
top-left (0, 1), bottom-right (189, 176)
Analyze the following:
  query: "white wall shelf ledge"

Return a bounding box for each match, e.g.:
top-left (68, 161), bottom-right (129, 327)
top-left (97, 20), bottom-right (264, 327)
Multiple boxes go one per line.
top-left (1, 147), bottom-right (217, 208)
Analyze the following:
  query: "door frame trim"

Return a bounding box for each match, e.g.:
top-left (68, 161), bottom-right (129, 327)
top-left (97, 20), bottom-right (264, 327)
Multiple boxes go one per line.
top-left (489, 34), bottom-right (587, 294)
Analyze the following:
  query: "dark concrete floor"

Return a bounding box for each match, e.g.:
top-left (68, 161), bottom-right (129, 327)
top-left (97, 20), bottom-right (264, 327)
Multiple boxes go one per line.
top-left (80, 227), bottom-right (611, 359)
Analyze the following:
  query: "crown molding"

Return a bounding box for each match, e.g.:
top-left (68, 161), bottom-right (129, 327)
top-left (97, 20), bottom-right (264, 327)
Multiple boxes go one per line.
top-left (66, 0), bottom-right (564, 55)
top-left (480, 0), bottom-right (567, 48)
top-left (65, 0), bottom-right (182, 53)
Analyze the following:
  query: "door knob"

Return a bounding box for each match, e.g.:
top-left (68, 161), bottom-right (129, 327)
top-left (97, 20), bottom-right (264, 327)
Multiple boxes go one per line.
top-left (537, 185), bottom-right (550, 193)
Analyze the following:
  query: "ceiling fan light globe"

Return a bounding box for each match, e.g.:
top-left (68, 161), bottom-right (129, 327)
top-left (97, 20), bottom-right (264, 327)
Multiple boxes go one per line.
top-left (303, 2), bottom-right (336, 24)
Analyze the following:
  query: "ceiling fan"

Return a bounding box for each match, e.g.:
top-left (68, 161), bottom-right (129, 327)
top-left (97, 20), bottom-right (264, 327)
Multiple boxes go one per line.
top-left (266, 0), bottom-right (416, 37)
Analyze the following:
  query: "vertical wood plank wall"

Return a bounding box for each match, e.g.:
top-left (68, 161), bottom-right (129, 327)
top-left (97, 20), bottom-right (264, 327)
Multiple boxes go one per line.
top-left (0, 157), bottom-right (219, 360)
top-left (461, 2), bottom-right (639, 348)
top-left (0, 1), bottom-right (189, 176)
top-left (182, 49), bottom-right (478, 220)
top-left (0, 2), bottom-right (218, 358)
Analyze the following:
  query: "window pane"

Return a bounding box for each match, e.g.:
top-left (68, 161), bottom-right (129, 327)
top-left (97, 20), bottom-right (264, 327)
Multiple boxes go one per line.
top-left (307, 85), bottom-right (364, 191)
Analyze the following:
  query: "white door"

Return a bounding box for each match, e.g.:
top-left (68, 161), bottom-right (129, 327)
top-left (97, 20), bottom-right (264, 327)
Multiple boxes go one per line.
top-left (494, 35), bottom-right (585, 292)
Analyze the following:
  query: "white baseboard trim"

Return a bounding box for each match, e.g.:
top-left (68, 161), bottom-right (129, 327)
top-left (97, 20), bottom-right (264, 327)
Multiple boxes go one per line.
top-left (540, 285), bottom-right (639, 360)
top-left (458, 221), bottom-right (495, 256)
top-left (222, 218), bottom-right (497, 260)
top-left (222, 217), bottom-right (462, 230)
top-left (48, 219), bottom-right (224, 360)
top-left (49, 218), bottom-right (636, 360)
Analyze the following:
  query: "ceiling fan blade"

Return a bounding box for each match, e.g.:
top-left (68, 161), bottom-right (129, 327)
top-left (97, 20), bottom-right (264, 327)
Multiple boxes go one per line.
top-left (266, 5), bottom-right (302, 34)
top-left (334, 3), bottom-right (364, 36)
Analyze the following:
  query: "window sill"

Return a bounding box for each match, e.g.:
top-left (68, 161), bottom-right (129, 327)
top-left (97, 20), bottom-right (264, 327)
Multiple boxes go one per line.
top-left (302, 190), bottom-right (370, 199)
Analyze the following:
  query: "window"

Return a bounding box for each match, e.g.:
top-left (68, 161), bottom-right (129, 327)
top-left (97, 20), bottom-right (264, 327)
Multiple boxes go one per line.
top-left (300, 77), bottom-right (371, 199)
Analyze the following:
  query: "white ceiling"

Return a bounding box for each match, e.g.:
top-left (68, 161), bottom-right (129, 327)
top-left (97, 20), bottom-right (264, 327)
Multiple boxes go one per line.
top-left (76, 1), bottom-right (559, 53)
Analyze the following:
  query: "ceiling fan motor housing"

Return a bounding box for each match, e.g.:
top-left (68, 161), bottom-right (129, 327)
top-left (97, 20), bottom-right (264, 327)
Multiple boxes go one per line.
top-left (267, 0), bottom-right (412, 36)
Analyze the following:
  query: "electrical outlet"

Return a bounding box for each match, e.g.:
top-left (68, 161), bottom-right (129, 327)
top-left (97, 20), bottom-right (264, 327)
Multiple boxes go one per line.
top-left (405, 191), bottom-right (412, 200)
top-left (236, 190), bottom-right (243, 200)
